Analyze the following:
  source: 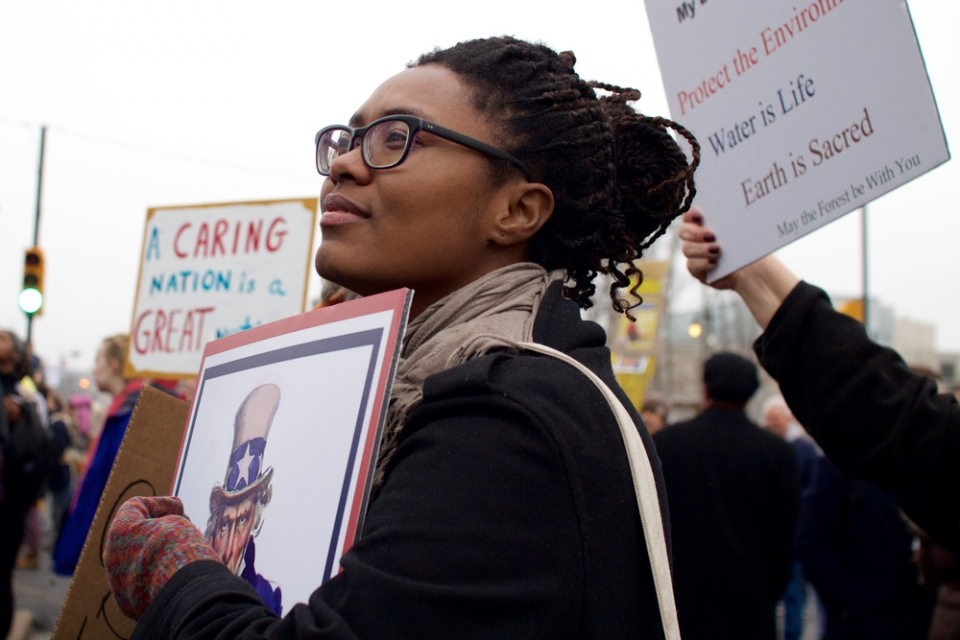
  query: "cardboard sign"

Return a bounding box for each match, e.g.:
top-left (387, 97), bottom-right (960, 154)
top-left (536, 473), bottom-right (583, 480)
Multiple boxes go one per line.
top-left (125, 198), bottom-right (318, 378)
top-left (644, 0), bottom-right (950, 280)
top-left (172, 289), bottom-right (411, 614)
top-left (51, 386), bottom-right (190, 640)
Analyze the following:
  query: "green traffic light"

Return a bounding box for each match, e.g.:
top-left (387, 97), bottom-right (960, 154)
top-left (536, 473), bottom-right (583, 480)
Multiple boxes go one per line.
top-left (18, 287), bottom-right (43, 314)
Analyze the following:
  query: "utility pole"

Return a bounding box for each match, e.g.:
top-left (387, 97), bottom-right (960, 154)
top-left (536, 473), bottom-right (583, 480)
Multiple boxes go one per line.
top-left (25, 125), bottom-right (46, 346)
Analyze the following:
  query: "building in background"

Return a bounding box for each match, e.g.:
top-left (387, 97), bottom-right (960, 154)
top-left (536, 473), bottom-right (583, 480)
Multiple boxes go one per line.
top-left (618, 283), bottom-right (948, 427)
top-left (894, 317), bottom-right (939, 371)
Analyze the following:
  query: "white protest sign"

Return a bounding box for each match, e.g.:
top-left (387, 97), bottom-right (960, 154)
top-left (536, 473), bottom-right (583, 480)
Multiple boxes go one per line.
top-left (644, 0), bottom-right (949, 280)
top-left (173, 290), bottom-right (411, 613)
top-left (126, 198), bottom-right (317, 378)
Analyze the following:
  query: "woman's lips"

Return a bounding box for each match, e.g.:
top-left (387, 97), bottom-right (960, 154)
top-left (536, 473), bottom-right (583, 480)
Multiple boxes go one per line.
top-left (320, 210), bottom-right (366, 226)
top-left (321, 194), bottom-right (367, 227)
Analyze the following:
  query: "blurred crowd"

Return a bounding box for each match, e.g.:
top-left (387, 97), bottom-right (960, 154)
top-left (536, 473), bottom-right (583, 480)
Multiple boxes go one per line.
top-left (2, 281), bottom-right (959, 640)
top-left (0, 329), bottom-right (196, 638)
top-left (4, 325), bottom-right (959, 640)
top-left (652, 352), bottom-right (960, 640)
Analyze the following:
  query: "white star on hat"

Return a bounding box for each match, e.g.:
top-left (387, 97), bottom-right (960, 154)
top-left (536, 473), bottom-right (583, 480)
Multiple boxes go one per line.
top-left (236, 447), bottom-right (256, 485)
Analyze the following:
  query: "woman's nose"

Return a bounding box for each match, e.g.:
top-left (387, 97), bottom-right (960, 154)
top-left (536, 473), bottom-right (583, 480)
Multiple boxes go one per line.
top-left (329, 140), bottom-right (372, 185)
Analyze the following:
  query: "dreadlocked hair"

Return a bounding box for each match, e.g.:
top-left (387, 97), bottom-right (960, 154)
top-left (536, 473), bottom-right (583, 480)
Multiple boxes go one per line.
top-left (415, 37), bottom-right (700, 314)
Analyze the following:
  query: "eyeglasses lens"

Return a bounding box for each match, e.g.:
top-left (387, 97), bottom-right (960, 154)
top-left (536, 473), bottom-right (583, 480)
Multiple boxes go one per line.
top-left (363, 119), bottom-right (411, 169)
top-left (318, 128), bottom-right (351, 174)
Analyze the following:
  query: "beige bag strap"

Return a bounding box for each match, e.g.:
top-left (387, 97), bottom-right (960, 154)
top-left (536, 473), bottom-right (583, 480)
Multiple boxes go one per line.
top-left (512, 340), bottom-right (681, 640)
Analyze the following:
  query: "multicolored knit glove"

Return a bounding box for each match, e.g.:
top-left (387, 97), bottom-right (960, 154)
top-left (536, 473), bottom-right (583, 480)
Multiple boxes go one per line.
top-left (103, 496), bottom-right (222, 620)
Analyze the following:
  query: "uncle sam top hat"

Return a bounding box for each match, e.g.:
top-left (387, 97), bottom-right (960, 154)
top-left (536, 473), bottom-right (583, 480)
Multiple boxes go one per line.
top-left (209, 383), bottom-right (280, 512)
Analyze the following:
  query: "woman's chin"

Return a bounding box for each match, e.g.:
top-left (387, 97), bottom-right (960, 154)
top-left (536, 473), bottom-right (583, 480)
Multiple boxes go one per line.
top-left (314, 245), bottom-right (346, 281)
top-left (315, 251), bottom-right (369, 296)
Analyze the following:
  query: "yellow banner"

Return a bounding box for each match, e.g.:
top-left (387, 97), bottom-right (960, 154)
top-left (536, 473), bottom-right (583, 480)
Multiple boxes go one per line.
top-left (611, 261), bottom-right (669, 410)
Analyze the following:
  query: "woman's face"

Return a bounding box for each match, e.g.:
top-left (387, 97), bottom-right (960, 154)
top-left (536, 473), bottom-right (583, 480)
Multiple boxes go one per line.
top-left (93, 342), bottom-right (118, 393)
top-left (315, 64), bottom-right (523, 316)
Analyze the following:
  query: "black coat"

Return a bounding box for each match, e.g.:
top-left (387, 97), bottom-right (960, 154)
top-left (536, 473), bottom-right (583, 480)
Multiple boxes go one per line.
top-left (754, 282), bottom-right (960, 558)
top-left (653, 406), bottom-right (799, 640)
top-left (797, 455), bottom-right (932, 639)
top-left (132, 282), bottom-right (671, 640)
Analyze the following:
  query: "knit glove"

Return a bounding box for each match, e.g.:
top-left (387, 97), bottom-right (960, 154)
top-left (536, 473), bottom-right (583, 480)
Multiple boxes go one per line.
top-left (103, 496), bottom-right (222, 620)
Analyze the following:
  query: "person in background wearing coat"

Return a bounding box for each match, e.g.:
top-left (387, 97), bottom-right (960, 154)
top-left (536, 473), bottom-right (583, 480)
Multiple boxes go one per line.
top-left (640, 392), bottom-right (670, 436)
top-left (45, 391), bottom-right (76, 538)
top-left (915, 525), bottom-right (960, 640)
top-left (798, 451), bottom-right (934, 639)
top-left (681, 206), bottom-right (960, 564)
top-left (54, 334), bottom-right (141, 575)
top-left (654, 352), bottom-right (800, 640)
top-left (763, 395), bottom-right (821, 640)
top-left (0, 330), bottom-right (48, 638)
top-left (903, 366), bottom-right (960, 640)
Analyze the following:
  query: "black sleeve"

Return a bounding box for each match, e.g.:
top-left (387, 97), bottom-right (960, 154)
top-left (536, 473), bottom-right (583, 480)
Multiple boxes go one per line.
top-left (754, 281), bottom-right (960, 556)
top-left (133, 393), bottom-right (582, 640)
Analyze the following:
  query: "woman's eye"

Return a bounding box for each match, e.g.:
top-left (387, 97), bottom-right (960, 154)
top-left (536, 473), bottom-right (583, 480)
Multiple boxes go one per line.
top-left (382, 130), bottom-right (407, 148)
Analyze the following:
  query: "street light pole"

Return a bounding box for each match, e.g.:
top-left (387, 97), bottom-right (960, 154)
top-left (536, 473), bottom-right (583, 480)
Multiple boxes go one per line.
top-left (26, 125), bottom-right (47, 346)
top-left (34, 125), bottom-right (45, 246)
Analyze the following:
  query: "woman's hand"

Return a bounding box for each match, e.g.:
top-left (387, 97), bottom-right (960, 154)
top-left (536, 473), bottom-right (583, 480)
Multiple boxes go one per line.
top-left (103, 496), bottom-right (221, 620)
top-left (680, 206), bottom-right (800, 330)
top-left (679, 207), bottom-right (740, 290)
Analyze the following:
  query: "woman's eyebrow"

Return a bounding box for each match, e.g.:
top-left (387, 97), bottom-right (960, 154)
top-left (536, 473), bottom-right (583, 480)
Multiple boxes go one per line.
top-left (383, 107), bottom-right (430, 119)
top-left (348, 106), bottom-right (432, 127)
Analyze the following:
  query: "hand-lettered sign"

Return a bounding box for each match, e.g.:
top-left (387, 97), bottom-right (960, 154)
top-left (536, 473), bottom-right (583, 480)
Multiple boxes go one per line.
top-left (125, 198), bottom-right (317, 378)
top-left (645, 0), bottom-right (949, 280)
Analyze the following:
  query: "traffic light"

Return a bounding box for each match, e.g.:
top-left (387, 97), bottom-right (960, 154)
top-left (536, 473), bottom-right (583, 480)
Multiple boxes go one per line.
top-left (19, 246), bottom-right (44, 316)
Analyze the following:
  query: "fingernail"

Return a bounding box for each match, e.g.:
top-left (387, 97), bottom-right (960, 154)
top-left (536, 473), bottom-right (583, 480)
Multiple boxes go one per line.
top-left (703, 233), bottom-right (716, 242)
top-left (708, 245), bottom-right (720, 254)
top-left (707, 257), bottom-right (717, 264)
top-left (691, 213), bottom-right (703, 224)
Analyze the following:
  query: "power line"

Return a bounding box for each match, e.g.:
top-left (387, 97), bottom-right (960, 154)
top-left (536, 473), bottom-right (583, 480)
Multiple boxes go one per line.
top-left (0, 116), bottom-right (35, 130)
top-left (0, 118), bottom-right (317, 183)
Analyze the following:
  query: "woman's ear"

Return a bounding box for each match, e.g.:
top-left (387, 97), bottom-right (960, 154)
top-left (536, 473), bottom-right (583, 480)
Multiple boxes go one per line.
top-left (490, 182), bottom-right (555, 247)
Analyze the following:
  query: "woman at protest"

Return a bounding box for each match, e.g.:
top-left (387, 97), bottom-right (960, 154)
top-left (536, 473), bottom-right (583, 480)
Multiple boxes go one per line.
top-left (103, 36), bottom-right (699, 639)
top-left (54, 334), bottom-right (142, 575)
top-left (45, 391), bottom-right (79, 536)
top-left (680, 207), bottom-right (960, 562)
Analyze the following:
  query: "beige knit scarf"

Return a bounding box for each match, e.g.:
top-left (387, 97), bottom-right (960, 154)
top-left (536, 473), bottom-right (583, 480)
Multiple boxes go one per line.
top-left (372, 262), bottom-right (565, 492)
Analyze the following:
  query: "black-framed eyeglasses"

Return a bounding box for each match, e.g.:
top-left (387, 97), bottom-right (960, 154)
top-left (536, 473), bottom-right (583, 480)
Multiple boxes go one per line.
top-left (314, 114), bottom-right (531, 179)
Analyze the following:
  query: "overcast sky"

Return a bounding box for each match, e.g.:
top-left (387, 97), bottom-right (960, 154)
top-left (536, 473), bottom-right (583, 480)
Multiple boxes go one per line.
top-left (1, 0), bottom-right (957, 372)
